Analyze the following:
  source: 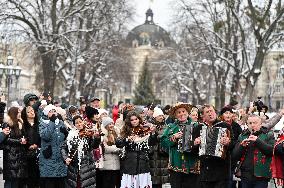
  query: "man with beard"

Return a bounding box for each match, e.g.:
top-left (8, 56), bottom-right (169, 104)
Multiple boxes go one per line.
top-left (194, 104), bottom-right (233, 188)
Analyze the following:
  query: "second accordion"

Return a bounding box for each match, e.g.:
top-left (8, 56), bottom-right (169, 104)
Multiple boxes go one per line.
top-left (199, 125), bottom-right (229, 159)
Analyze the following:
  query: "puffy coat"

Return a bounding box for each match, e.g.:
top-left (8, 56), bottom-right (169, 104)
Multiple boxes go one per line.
top-left (116, 133), bottom-right (157, 175)
top-left (39, 119), bottom-right (67, 177)
top-left (149, 122), bottom-right (169, 185)
top-left (2, 123), bottom-right (28, 180)
top-left (61, 129), bottom-right (101, 188)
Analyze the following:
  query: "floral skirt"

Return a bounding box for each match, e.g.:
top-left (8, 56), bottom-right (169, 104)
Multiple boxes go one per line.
top-left (121, 172), bottom-right (152, 188)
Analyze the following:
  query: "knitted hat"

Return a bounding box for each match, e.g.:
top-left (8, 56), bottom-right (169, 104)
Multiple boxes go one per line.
top-left (85, 106), bottom-right (99, 119)
top-left (220, 105), bottom-right (233, 115)
top-left (134, 106), bottom-right (144, 114)
top-left (43, 104), bottom-right (56, 116)
top-left (23, 93), bottom-right (38, 106)
top-left (153, 107), bottom-right (164, 118)
top-left (101, 117), bottom-right (114, 128)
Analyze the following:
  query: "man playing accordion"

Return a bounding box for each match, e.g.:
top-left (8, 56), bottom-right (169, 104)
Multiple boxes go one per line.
top-left (161, 102), bottom-right (201, 188)
top-left (194, 104), bottom-right (233, 188)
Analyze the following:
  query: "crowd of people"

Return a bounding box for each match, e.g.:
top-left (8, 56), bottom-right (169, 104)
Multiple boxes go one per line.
top-left (0, 93), bottom-right (283, 188)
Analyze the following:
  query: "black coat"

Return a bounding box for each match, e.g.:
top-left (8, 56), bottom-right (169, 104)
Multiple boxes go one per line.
top-left (198, 120), bottom-right (233, 182)
top-left (149, 122), bottom-right (169, 185)
top-left (23, 122), bottom-right (41, 179)
top-left (2, 125), bottom-right (28, 180)
top-left (116, 133), bottom-right (157, 175)
top-left (61, 134), bottom-right (101, 188)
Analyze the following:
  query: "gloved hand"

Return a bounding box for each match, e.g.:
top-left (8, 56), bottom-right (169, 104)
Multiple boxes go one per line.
top-left (49, 114), bottom-right (57, 122)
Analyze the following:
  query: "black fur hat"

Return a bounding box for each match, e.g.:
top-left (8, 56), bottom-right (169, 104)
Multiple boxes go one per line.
top-left (85, 106), bottom-right (99, 119)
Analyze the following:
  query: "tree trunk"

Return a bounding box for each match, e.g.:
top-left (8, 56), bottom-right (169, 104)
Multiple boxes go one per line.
top-left (38, 47), bottom-right (57, 96)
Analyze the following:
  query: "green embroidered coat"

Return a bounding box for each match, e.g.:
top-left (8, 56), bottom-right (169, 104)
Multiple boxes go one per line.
top-left (233, 128), bottom-right (275, 178)
top-left (160, 119), bottom-right (200, 174)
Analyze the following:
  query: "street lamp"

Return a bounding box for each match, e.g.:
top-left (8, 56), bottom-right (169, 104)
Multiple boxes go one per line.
top-left (0, 54), bottom-right (22, 104)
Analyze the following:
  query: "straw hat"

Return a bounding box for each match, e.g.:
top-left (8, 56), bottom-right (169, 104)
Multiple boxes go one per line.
top-left (168, 102), bottom-right (192, 117)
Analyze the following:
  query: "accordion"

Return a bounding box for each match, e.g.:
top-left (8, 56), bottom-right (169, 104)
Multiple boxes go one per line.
top-left (177, 122), bottom-right (194, 153)
top-left (199, 125), bottom-right (228, 159)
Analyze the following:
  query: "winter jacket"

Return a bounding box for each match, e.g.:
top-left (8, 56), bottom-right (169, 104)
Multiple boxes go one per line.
top-left (23, 121), bottom-right (41, 179)
top-left (233, 127), bottom-right (275, 180)
top-left (0, 132), bottom-right (6, 143)
top-left (101, 129), bottom-right (120, 171)
top-left (101, 144), bottom-right (121, 170)
top-left (2, 123), bottom-right (28, 180)
top-left (61, 129), bottom-right (101, 188)
top-left (38, 119), bottom-right (67, 177)
top-left (149, 121), bottom-right (169, 185)
top-left (116, 133), bottom-right (157, 175)
top-left (161, 119), bottom-right (200, 174)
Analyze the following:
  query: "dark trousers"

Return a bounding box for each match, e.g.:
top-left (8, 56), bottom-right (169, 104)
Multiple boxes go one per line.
top-left (169, 170), bottom-right (199, 188)
top-left (40, 177), bottom-right (65, 188)
top-left (241, 179), bottom-right (268, 188)
top-left (96, 169), bottom-right (102, 188)
top-left (4, 179), bottom-right (26, 188)
top-left (200, 180), bottom-right (229, 188)
top-left (153, 185), bottom-right (162, 188)
top-left (101, 170), bottom-right (121, 188)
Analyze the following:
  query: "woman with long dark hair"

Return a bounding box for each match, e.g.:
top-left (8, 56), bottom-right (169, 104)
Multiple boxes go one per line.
top-left (2, 107), bottom-right (28, 188)
top-left (21, 106), bottom-right (41, 188)
top-left (116, 111), bottom-right (157, 188)
top-left (61, 115), bottom-right (101, 188)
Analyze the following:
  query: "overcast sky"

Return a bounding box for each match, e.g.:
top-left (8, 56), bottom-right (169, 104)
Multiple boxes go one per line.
top-left (128, 0), bottom-right (174, 30)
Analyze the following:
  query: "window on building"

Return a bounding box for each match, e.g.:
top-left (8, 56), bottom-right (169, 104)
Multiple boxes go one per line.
top-left (275, 85), bottom-right (281, 93)
top-left (277, 70), bottom-right (282, 79)
top-left (276, 101), bottom-right (281, 110)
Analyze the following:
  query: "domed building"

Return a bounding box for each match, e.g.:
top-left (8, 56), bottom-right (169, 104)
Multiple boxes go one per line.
top-left (109, 8), bottom-right (178, 105)
top-left (126, 9), bottom-right (176, 48)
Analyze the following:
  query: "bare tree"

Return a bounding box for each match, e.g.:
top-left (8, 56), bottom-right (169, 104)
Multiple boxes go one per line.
top-left (0, 0), bottom-right (133, 101)
top-left (171, 0), bottom-right (284, 108)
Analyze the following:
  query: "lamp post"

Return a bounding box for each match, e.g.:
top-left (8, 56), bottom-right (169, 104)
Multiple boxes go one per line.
top-left (0, 54), bottom-right (22, 105)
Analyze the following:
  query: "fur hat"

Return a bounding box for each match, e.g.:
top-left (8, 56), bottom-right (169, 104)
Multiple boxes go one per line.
top-left (153, 107), bottom-right (164, 118)
top-left (220, 105), bottom-right (233, 116)
top-left (43, 104), bottom-right (56, 116)
top-left (85, 106), bottom-right (99, 119)
top-left (168, 102), bottom-right (192, 117)
top-left (101, 117), bottom-right (114, 128)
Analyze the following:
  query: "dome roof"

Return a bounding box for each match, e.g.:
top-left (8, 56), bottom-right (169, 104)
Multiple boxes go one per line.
top-left (126, 9), bottom-right (175, 48)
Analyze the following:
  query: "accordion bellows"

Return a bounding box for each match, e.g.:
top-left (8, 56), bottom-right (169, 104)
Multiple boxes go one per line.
top-left (199, 125), bottom-right (228, 159)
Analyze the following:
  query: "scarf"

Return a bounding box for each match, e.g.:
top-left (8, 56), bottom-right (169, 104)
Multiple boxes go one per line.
top-left (271, 135), bottom-right (284, 186)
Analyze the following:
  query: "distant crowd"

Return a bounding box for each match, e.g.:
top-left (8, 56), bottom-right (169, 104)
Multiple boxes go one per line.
top-left (0, 93), bottom-right (283, 188)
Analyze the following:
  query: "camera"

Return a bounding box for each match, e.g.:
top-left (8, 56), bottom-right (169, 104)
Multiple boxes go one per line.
top-left (253, 97), bottom-right (265, 113)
